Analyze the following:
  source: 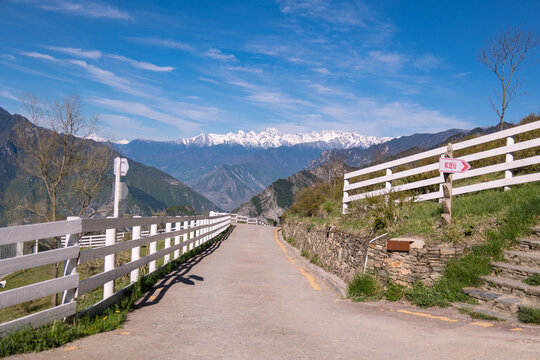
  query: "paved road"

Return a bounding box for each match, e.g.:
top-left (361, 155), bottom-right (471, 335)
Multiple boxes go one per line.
top-left (15, 224), bottom-right (540, 359)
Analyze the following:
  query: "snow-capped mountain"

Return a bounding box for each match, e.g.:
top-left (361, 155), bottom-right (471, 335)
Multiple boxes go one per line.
top-left (174, 128), bottom-right (391, 149)
top-left (85, 133), bottom-right (129, 144)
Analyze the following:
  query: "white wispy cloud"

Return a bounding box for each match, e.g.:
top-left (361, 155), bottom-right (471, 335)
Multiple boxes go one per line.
top-left (100, 114), bottom-right (155, 134)
top-left (248, 91), bottom-right (310, 108)
top-left (204, 49), bottom-right (237, 61)
top-left (0, 54), bottom-right (16, 60)
top-left (108, 55), bottom-right (174, 72)
top-left (224, 66), bottom-right (262, 73)
top-left (362, 51), bottom-right (404, 72)
top-left (35, 1), bottom-right (130, 20)
top-left (44, 46), bottom-right (102, 59)
top-left (277, 0), bottom-right (395, 31)
top-left (0, 90), bottom-right (20, 101)
top-left (20, 51), bottom-right (57, 61)
top-left (198, 77), bottom-right (220, 85)
top-left (43, 46), bottom-right (174, 72)
top-left (127, 37), bottom-right (195, 52)
top-left (89, 97), bottom-right (202, 133)
top-left (319, 97), bottom-right (471, 136)
top-left (414, 54), bottom-right (442, 71)
top-left (68, 60), bottom-right (148, 97)
top-left (309, 83), bottom-right (340, 94)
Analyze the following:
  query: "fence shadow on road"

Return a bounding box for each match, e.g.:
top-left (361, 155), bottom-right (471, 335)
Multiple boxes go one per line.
top-left (136, 225), bottom-right (235, 308)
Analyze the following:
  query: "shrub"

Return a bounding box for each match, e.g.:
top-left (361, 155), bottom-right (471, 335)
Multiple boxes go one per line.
top-left (348, 273), bottom-right (381, 301)
top-left (288, 183), bottom-right (331, 217)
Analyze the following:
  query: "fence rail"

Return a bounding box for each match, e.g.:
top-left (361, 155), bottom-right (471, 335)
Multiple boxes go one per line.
top-left (0, 214), bottom-right (232, 335)
top-left (343, 120), bottom-right (540, 212)
top-left (230, 213), bottom-right (268, 226)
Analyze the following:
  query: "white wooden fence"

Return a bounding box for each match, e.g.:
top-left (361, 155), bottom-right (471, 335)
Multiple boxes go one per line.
top-left (60, 232), bottom-right (125, 248)
top-left (343, 120), bottom-right (540, 213)
top-left (230, 213), bottom-right (268, 226)
top-left (0, 214), bottom-right (231, 335)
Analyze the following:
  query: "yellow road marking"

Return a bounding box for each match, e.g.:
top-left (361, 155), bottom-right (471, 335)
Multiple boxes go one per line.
top-left (274, 230), bottom-right (287, 253)
top-left (397, 309), bottom-right (458, 322)
top-left (64, 346), bottom-right (79, 352)
top-left (511, 327), bottom-right (523, 331)
top-left (298, 267), bottom-right (322, 290)
top-left (119, 331), bottom-right (132, 335)
top-left (274, 229), bottom-right (321, 291)
top-left (149, 295), bottom-right (157, 301)
top-left (469, 322), bottom-right (494, 328)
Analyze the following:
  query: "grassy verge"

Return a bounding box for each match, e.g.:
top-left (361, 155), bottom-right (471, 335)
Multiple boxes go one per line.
top-left (348, 273), bottom-right (407, 302)
top-left (518, 306), bottom-right (540, 324)
top-left (347, 273), bottom-right (381, 301)
top-left (0, 227), bottom-right (230, 357)
top-left (405, 184), bottom-right (540, 307)
top-left (522, 273), bottom-right (540, 286)
top-left (458, 307), bottom-right (503, 321)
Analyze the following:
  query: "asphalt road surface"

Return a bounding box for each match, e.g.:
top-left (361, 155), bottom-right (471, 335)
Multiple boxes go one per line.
top-left (14, 224), bottom-right (540, 359)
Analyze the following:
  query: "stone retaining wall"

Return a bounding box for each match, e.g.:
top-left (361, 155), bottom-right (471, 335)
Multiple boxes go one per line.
top-left (282, 221), bottom-right (470, 287)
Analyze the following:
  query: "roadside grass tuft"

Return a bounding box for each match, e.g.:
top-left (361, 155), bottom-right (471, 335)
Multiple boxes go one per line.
top-left (517, 306), bottom-right (540, 324)
top-left (310, 254), bottom-right (323, 267)
top-left (458, 307), bottom-right (503, 321)
top-left (0, 227), bottom-right (231, 357)
top-left (384, 279), bottom-right (405, 302)
top-left (301, 250), bottom-right (310, 259)
top-left (348, 273), bottom-right (381, 302)
top-left (285, 236), bottom-right (296, 247)
top-left (522, 273), bottom-right (540, 286)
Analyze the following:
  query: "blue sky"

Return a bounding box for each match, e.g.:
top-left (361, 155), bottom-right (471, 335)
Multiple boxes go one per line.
top-left (0, 0), bottom-right (539, 141)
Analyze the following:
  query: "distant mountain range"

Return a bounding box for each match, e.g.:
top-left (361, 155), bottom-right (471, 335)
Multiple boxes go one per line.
top-left (114, 129), bottom-right (391, 210)
top-left (234, 124), bottom-right (511, 220)
top-left (173, 128), bottom-right (392, 149)
top-left (0, 107), bottom-right (219, 226)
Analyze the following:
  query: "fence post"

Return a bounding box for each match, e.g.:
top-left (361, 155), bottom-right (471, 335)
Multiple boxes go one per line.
top-left (195, 219), bottom-right (200, 248)
top-left (130, 216), bottom-right (142, 283)
top-left (149, 222), bottom-right (158, 273)
top-left (164, 222), bottom-right (172, 264)
top-left (61, 216), bottom-right (80, 305)
top-left (504, 136), bottom-right (514, 191)
top-left (385, 168), bottom-right (392, 190)
top-left (189, 220), bottom-right (195, 251)
top-left (342, 178), bottom-right (349, 214)
top-left (441, 143), bottom-right (453, 225)
top-left (174, 217), bottom-right (181, 260)
top-left (104, 217), bottom-right (116, 299)
top-left (183, 220), bottom-right (189, 254)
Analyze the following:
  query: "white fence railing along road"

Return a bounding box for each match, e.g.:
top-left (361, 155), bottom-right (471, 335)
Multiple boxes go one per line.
top-left (0, 214), bottom-right (232, 335)
top-left (343, 120), bottom-right (540, 213)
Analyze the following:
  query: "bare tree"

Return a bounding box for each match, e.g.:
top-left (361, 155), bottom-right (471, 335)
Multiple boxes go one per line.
top-left (478, 28), bottom-right (539, 130)
top-left (13, 94), bottom-right (110, 306)
top-left (14, 93), bottom-right (109, 222)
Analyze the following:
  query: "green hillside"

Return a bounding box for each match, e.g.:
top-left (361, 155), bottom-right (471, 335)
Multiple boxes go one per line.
top-left (0, 107), bottom-right (220, 225)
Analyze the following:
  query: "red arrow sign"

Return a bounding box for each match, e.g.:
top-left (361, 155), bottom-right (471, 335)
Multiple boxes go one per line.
top-left (439, 158), bottom-right (471, 173)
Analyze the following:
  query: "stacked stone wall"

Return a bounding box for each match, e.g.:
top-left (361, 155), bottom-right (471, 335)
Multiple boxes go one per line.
top-left (282, 221), bottom-right (470, 286)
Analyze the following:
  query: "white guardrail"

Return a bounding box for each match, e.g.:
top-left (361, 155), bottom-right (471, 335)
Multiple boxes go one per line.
top-left (0, 214), bottom-right (232, 335)
top-left (343, 120), bottom-right (540, 213)
top-left (230, 213), bottom-right (268, 226)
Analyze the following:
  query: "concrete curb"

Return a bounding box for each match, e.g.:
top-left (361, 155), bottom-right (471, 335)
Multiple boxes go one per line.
top-left (276, 228), bottom-right (348, 298)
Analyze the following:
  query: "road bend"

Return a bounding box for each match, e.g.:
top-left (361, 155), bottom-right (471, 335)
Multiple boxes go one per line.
top-left (16, 224), bottom-right (540, 360)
